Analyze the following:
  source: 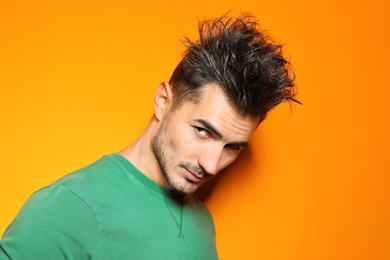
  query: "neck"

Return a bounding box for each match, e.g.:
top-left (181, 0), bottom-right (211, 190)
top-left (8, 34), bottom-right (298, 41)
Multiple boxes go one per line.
top-left (118, 117), bottom-right (170, 189)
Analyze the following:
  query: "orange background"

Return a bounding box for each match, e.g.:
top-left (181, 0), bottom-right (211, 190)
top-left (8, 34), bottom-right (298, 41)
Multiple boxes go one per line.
top-left (1, 1), bottom-right (389, 259)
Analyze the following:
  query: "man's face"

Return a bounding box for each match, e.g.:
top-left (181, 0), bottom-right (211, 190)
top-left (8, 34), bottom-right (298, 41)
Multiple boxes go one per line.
top-left (153, 84), bottom-right (258, 194)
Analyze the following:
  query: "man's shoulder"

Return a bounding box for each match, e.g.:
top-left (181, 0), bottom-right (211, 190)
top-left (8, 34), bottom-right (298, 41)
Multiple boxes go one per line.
top-left (47, 154), bottom-right (123, 191)
top-left (1, 180), bottom-right (100, 259)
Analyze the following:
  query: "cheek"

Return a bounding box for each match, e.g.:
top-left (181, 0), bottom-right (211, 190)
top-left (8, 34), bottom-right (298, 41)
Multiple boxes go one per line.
top-left (168, 123), bottom-right (194, 156)
top-left (219, 152), bottom-right (241, 170)
top-left (170, 125), bottom-right (205, 160)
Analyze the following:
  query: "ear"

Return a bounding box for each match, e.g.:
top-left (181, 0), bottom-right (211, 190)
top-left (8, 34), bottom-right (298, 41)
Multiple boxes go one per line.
top-left (154, 81), bottom-right (172, 121)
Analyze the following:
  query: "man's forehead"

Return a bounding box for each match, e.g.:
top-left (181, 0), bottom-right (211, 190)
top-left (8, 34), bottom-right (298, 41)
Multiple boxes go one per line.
top-left (191, 84), bottom-right (258, 124)
top-left (177, 86), bottom-right (258, 138)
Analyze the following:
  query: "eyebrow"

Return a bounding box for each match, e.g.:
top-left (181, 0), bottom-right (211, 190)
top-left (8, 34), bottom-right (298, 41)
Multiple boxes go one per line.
top-left (196, 119), bottom-right (223, 138)
top-left (195, 119), bottom-right (249, 148)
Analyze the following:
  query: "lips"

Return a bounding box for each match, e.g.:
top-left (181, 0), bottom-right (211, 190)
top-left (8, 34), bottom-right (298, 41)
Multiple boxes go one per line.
top-left (183, 167), bottom-right (204, 183)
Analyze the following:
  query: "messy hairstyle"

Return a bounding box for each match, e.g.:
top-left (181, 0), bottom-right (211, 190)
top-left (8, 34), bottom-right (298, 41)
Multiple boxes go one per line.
top-left (169, 13), bottom-right (300, 123)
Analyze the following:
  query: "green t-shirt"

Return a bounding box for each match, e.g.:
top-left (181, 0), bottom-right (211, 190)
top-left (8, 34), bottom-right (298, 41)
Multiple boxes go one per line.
top-left (0, 154), bottom-right (218, 259)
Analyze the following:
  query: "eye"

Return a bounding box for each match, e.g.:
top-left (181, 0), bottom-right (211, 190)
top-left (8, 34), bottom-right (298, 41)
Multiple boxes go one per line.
top-left (225, 144), bottom-right (243, 152)
top-left (194, 127), bottom-right (210, 139)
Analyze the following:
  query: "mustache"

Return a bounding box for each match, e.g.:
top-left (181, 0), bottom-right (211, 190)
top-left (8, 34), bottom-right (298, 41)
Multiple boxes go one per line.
top-left (179, 162), bottom-right (212, 179)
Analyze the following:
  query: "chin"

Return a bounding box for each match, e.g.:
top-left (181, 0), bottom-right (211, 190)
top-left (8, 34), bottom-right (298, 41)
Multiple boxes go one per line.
top-left (170, 179), bottom-right (200, 195)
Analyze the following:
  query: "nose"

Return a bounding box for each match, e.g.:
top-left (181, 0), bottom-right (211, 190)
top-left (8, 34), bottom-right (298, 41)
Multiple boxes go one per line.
top-left (198, 145), bottom-right (224, 176)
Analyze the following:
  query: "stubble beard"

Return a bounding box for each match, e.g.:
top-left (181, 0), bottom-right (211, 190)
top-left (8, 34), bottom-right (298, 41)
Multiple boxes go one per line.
top-left (152, 120), bottom-right (198, 195)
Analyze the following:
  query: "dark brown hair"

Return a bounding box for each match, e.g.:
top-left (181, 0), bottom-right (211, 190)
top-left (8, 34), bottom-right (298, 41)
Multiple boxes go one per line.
top-left (169, 13), bottom-right (300, 123)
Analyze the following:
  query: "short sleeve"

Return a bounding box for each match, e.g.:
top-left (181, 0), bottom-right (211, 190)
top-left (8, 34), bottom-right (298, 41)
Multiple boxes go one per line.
top-left (0, 185), bottom-right (99, 259)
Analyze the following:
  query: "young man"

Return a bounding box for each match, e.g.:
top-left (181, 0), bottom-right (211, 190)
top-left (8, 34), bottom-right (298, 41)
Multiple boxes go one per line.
top-left (0, 14), bottom-right (298, 259)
